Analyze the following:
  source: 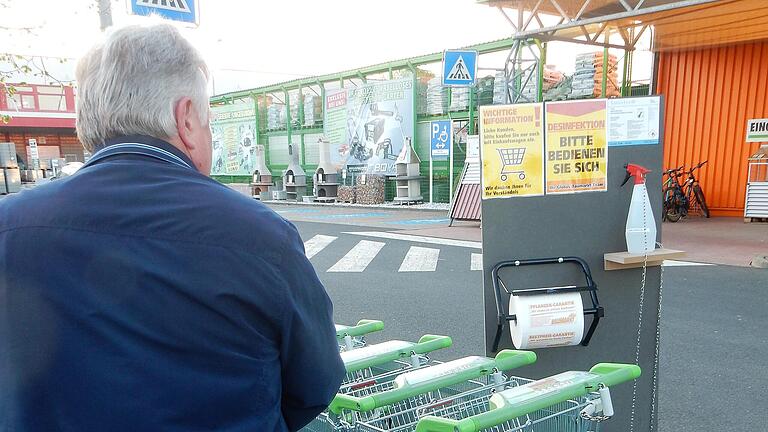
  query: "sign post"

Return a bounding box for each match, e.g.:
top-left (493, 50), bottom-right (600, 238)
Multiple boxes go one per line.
top-left (442, 50), bottom-right (478, 87)
top-left (28, 138), bottom-right (39, 169)
top-left (128, 0), bottom-right (199, 25)
top-left (431, 120), bottom-right (452, 203)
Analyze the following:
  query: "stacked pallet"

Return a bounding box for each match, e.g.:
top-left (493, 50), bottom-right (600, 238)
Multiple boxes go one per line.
top-left (493, 72), bottom-right (507, 104)
top-left (267, 104), bottom-right (285, 130)
top-left (303, 94), bottom-right (322, 127)
top-left (425, 77), bottom-right (449, 115)
top-left (476, 76), bottom-right (495, 106)
top-left (521, 65), bottom-right (564, 100)
top-left (449, 86), bottom-right (470, 112)
top-left (570, 52), bottom-right (620, 99)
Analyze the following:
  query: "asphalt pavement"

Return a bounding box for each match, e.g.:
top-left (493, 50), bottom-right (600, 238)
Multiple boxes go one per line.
top-left (287, 209), bottom-right (768, 432)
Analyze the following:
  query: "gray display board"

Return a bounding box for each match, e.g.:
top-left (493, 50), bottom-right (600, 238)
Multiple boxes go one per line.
top-left (482, 96), bottom-right (663, 432)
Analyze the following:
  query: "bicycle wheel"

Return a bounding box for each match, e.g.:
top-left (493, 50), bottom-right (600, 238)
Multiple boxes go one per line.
top-left (664, 204), bottom-right (682, 222)
top-left (693, 184), bottom-right (710, 218)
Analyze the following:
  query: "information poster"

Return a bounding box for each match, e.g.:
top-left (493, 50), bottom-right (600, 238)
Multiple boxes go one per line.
top-left (545, 100), bottom-right (607, 194)
top-left (323, 78), bottom-right (414, 175)
top-left (480, 104), bottom-right (544, 199)
top-left (210, 102), bottom-right (257, 175)
top-left (607, 96), bottom-right (661, 146)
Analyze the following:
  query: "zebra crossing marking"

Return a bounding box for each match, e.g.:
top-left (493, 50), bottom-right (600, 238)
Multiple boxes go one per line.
top-left (398, 246), bottom-right (440, 272)
top-left (304, 235), bottom-right (337, 259)
top-left (343, 231), bottom-right (481, 249)
top-left (471, 253), bottom-right (483, 271)
top-left (327, 240), bottom-right (385, 273)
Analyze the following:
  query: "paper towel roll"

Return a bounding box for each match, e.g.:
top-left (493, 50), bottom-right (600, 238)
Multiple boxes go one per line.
top-left (509, 291), bottom-right (584, 349)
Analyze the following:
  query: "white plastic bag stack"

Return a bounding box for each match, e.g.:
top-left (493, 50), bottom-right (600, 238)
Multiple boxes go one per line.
top-left (426, 77), bottom-right (449, 115)
top-left (493, 72), bottom-right (507, 104)
top-left (570, 52), bottom-right (619, 99)
top-left (303, 95), bottom-right (322, 127)
top-left (449, 86), bottom-right (470, 112)
top-left (267, 104), bottom-right (285, 130)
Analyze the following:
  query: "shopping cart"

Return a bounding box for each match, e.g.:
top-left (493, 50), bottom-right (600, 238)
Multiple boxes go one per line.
top-left (498, 148), bottom-right (526, 181)
top-left (304, 350), bottom-right (537, 432)
top-left (414, 363), bottom-right (641, 432)
top-left (340, 335), bottom-right (453, 393)
top-left (337, 320), bottom-right (385, 351)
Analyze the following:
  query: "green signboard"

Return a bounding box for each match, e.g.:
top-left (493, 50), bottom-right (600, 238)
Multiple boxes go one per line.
top-left (210, 102), bottom-right (256, 175)
top-left (324, 78), bottom-right (414, 175)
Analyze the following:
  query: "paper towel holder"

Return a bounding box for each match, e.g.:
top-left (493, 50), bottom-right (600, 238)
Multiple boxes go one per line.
top-left (491, 256), bottom-right (604, 352)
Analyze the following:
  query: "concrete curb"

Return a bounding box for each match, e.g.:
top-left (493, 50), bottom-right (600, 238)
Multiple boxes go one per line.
top-left (261, 199), bottom-right (452, 214)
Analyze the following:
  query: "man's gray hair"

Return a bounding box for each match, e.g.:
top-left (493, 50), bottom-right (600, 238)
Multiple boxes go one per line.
top-left (76, 23), bottom-right (210, 152)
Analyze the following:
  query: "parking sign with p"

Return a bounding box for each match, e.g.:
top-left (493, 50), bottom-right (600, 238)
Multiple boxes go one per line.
top-left (431, 120), bottom-right (451, 159)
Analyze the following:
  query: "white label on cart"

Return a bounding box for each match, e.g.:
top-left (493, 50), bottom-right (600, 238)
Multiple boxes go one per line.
top-left (489, 371), bottom-right (596, 409)
top-left (335, 324), bottom-right (349, 331)
top-left (393, 356), bottom-right (489, 389)
top-left (340, 340), bottom-right (413, 364)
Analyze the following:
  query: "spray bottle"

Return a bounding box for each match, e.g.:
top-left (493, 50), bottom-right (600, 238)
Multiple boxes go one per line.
top-left (621, 164), bottom-right (656, 254)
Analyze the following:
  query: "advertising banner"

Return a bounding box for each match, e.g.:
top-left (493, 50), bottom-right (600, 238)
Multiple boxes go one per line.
top-left (210, 102), bottom-right (256, 175)
top-left (545, 100), bottom-right (607, 194)
top-left (607, 96), bottom-right (661, 146)
top-left (479, 103), bottom-right (545, 199)
top-left (323, 78), bottom-right (414, 175)
top-left (746, 118), bottom-right (768, 143)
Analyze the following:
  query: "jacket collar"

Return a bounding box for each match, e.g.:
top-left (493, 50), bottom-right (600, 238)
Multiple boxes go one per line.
top-left (101, 135), bottom-right (196, 169)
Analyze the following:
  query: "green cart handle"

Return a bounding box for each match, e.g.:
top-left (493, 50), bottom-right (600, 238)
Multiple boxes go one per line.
top-left (340, 334), bottom-right (453, 374)
top-left (336, 319), bottom-right (385, 340)
top-left (329, 350), bottom-right (536, 415)
top-left (414, 363), bottom-right (641, 432)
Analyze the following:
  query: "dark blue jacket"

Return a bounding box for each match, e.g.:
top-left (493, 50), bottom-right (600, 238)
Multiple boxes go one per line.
top-left (0, 136), bottom-right (345, 432)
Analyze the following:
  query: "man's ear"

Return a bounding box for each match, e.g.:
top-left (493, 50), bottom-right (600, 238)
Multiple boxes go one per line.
top-left (175, 97), bottom-right (196, 152)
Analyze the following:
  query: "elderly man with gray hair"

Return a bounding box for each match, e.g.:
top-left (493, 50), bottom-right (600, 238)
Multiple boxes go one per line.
top-left (0, 24), bottom-right (344, 431)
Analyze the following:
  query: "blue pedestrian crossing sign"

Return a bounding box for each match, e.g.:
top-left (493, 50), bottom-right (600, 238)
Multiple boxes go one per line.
top-left (431, 120), bottom-right (452, 159)
top-left (129, 0), bottom-right (199, 25)
top-left (442, 50), bottom-right (478, 86)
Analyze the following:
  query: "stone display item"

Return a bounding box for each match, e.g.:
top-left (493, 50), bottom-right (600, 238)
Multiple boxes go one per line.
top-left (250, 144), bottom-right (274, 198)
top-left (337, 185), bottom-right (356, 203)
top-left (282, 143), bottom-right (306, 201)
top-left (355, 174), bottom-right (386, 205)
top-left (313, 137), bottom-right (339, 202)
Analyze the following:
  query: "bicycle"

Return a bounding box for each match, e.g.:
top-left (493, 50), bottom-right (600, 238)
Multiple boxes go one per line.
top-left (662, 165), bottom-right (687, 222)
top-left (682, 160), bottom-right (710, 218)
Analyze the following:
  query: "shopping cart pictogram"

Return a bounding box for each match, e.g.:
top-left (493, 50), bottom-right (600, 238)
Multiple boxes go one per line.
top-left (498, 147), bottom-right (526, 181)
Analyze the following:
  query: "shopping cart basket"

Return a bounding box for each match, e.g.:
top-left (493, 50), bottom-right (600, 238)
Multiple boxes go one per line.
top-left (337, 320), bottom-right (385, 351)
top-left (304, 350), bottom-right (536, 432)
top-left (498, 148), bottom-right (526, 181)
top-left (340, 335), bottom-right (453, 393)
top-left (414, 362), bottom-right (641, 432)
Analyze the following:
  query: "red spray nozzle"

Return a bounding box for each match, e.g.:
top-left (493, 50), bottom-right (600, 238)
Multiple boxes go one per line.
top-left (622, 163), bottom-right (651, 186)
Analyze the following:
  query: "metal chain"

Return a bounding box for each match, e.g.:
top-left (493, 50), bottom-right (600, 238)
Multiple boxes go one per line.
top-left (629, 181), bottom-right (650, 432)
top-left (650, 240), bottom-right (665, 429)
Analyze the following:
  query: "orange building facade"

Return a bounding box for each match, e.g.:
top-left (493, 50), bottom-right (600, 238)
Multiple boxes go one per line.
top-left (657, 40), bottom-right (768, 217)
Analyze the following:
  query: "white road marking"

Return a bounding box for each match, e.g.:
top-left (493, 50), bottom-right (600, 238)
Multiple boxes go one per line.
top-left (304, 235), bottom-right (338, 259)
top-left (471, 253), bottom-right (483, 271)
top-left (327, 240), bottom-right (385, 272)
top-left (343, 231), bottom-right (482, 249)
top-left (399, 246), bottom-right (440, 272)
top-left (662, 260), bottom-right (715, 267)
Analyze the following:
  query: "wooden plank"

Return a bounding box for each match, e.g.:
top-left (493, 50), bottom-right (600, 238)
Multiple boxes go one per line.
top-left (604, 248), bottom-right (686, 265)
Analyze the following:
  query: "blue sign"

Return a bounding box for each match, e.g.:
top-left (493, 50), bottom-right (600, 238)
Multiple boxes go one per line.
top-left (442, 50), bottom-right (477, 86)
top-left (130, 0), bottom-right (199, 25)
top-left (431, 120), bottom-right (451, 159)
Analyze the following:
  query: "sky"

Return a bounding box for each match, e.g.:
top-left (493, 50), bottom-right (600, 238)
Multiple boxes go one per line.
top-left (0, 0), bottom-right (654, 94)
